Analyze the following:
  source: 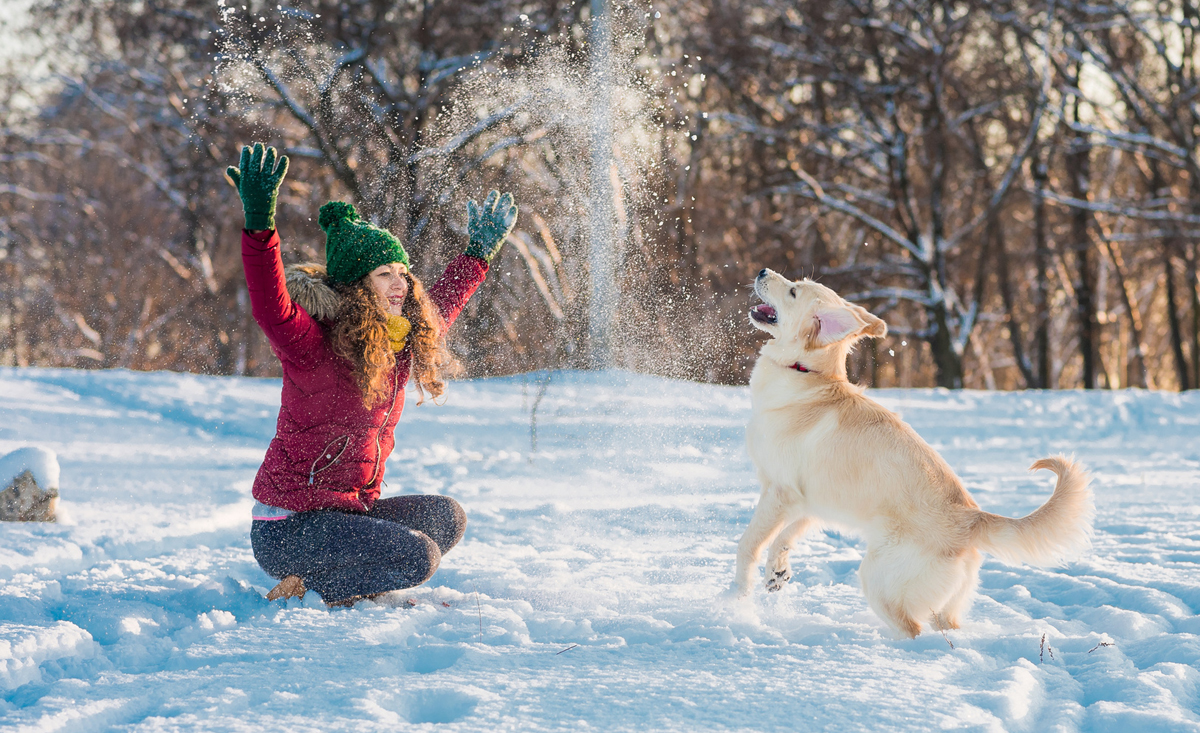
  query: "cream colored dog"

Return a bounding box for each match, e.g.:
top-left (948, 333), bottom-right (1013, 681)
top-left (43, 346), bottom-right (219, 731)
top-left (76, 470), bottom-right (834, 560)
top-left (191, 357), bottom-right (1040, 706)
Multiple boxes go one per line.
top-left (735, 269), bottom-right (1093, 638)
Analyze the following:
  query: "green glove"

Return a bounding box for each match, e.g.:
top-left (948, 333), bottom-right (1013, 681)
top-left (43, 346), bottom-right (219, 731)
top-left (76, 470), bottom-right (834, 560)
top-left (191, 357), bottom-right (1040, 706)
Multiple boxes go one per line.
top-left (226, 142), bottom-right (289, 231)
top-left (465, 190), bottom-right (518, 262)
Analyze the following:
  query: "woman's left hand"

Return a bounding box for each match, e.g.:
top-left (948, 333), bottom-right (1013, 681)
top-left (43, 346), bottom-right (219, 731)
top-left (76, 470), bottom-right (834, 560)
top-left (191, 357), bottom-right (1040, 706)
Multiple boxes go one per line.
top-left (227, 143), bottom-right (289, 232)
top-left (464, 190), bottom-right (518, 263)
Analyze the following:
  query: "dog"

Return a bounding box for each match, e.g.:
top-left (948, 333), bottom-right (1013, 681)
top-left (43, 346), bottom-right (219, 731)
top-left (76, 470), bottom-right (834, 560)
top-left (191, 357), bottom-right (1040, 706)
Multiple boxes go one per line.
top-left (734, 269), bottom-right (1093, 638)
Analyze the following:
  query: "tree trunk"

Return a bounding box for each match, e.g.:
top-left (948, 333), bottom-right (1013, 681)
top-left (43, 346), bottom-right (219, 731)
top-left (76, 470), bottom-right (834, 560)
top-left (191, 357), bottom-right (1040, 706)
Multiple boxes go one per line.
top-left (1097, 236), bottom-right (1152, 388)
top-left (994, 219), bottom-right (1038, 388)
top-left (1187, 243), bottom-right (1200, 390)
top-left (930, 301), bottom-right (963, 389)
top-left (1164, 240), bottom-right (1191, 390)
top-left (1032, 146), bottom-right (1052, 388)
top-left (1064, 105), bottom-right (1097, 389)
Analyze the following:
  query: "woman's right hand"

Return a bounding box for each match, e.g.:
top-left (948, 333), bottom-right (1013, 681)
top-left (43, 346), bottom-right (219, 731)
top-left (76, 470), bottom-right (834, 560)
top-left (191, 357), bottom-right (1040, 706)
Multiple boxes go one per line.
top-left (464, 190), bottom-right (518, 263)
top-left (226, 143), bottom-right (289, 232)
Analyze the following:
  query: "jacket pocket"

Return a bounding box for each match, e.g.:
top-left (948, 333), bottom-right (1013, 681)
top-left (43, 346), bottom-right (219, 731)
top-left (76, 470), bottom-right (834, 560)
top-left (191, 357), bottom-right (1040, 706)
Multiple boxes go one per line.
top-left (308, 435), bottom-right (351, 486)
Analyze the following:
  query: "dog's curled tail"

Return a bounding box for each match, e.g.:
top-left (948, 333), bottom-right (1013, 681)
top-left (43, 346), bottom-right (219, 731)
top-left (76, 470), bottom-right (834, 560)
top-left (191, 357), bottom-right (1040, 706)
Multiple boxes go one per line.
top-left (973, 455), bottom-right (1094, 566)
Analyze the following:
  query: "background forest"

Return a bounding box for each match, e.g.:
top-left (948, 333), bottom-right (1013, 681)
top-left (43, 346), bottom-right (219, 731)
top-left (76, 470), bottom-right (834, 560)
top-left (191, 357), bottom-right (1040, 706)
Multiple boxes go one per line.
top-left (3, 0), bottom-right (1200, 390)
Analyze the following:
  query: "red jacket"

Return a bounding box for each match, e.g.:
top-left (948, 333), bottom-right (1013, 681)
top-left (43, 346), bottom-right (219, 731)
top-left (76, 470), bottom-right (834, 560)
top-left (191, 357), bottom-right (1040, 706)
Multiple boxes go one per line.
top-left (242, 229), bottom-right (488, 513)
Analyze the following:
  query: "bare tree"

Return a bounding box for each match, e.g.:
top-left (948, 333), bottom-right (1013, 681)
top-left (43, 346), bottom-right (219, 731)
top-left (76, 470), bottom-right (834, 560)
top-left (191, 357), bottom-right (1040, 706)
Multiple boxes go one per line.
top-left (7, 0), bottom-right (1200, 391)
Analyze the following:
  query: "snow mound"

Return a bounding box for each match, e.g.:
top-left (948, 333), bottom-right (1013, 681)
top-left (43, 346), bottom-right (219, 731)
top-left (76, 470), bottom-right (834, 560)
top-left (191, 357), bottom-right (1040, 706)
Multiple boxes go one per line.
top-left (0, 446), bottom-right (59, 489)
top-left (0, 621), bottom-right (96, 690)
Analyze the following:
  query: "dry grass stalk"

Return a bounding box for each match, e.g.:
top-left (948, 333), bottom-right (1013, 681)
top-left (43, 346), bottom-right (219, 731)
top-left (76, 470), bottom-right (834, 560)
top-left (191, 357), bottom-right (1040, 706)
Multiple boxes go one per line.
top-left (1039, 633), bottom-right (1055, 662)
top-left (473, 581), bottom-right (483, 643)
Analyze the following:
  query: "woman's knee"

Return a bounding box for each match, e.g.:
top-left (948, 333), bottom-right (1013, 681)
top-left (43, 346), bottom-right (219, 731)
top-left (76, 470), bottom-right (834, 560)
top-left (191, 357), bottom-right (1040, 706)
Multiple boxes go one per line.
top-left (251, 520), bottom-right (292, 579)
top-left (317, 529), bottom-right (441, 600)
top-left (407, 495), bottom-right (466, 555)
top-left (440, 497), bottom-right (467, 553)
top-left (402, 530), bottom-right (442, 586)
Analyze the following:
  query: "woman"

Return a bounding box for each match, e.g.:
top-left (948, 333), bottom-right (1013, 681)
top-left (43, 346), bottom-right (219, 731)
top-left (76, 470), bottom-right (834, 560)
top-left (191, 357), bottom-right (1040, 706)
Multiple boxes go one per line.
top-left (226, 143), bottom-right (517, 605)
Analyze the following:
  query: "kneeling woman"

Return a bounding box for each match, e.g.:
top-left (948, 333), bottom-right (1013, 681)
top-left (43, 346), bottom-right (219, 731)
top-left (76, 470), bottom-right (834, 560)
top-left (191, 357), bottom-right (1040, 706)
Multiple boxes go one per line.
top-left (226, 143), bottom-right (517, 605)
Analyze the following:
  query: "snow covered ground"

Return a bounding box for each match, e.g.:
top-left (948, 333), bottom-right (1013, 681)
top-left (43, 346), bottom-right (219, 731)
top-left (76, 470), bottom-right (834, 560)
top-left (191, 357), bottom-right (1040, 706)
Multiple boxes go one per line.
top-left (1, 366), bottom-right (1198, 732)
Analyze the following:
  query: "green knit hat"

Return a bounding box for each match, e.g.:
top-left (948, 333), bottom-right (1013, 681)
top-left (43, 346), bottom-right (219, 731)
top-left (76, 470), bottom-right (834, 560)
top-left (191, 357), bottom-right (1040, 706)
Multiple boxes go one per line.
top-left (318, 201), bottom-right (409, 284)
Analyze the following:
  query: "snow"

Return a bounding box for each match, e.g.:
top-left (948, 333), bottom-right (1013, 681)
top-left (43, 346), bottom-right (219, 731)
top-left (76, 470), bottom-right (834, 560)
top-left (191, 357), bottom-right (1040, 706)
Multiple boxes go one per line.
top-left (0, 447), bottom-right (59, 491)
top-left (0, 366), bottom-right (1198, 731)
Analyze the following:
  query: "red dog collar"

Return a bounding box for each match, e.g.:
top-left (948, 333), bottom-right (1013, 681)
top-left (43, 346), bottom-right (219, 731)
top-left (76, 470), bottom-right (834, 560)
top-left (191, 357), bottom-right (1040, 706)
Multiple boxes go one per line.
top-left (790, 362), bottom-right (815, 373)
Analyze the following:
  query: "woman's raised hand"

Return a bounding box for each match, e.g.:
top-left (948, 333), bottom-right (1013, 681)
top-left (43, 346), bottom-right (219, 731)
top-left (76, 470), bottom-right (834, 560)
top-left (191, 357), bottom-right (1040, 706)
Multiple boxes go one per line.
top-left (226, 143), bottom-right (289, 232)
top-left (464, 190), bottom-right (518, 263)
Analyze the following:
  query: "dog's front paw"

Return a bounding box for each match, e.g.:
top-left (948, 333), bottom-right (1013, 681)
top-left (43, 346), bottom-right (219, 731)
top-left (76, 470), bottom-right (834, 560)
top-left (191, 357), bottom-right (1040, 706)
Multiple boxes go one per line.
top-left (764, 566), bottom-right (791, 592)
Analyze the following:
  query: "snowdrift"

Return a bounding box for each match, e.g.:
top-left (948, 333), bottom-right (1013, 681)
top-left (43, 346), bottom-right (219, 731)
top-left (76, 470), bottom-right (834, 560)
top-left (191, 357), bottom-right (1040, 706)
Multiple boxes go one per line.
top-left (1, 367), bottom-right (1198, 731)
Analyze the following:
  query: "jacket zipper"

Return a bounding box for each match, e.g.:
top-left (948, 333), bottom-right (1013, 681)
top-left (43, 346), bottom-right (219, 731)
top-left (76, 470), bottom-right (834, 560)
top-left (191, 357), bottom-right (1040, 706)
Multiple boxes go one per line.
top-left (366, 365), bottom-right (402, 491)
top-left (309, 435), bottom-right (350, 485)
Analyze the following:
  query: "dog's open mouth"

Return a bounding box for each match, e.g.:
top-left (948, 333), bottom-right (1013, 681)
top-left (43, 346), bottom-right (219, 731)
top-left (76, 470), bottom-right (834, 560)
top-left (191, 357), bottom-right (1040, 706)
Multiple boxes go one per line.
top-left (750, 304), bottom-right (778, 324)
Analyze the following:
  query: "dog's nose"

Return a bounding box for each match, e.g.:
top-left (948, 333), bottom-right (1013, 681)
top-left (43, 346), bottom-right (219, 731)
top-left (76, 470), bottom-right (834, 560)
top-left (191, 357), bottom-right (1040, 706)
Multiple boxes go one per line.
top-left (757, 268), bottom-right (768, 279)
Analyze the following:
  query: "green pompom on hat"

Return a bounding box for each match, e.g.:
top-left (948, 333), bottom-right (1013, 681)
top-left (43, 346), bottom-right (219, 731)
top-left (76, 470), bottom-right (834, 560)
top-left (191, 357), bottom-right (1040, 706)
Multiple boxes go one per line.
top-left (318, 201), bottom-right (409, 284)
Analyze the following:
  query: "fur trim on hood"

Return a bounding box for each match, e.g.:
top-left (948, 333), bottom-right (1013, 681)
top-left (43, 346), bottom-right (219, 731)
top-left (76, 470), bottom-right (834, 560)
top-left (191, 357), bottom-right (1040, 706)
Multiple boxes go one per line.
top-left (285, 263), bottom-right (341, 322)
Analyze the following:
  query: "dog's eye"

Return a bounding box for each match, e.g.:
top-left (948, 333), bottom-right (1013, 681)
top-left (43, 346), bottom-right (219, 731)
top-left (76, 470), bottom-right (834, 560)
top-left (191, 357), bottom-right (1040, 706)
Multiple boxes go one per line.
top-left (790, 287), bottom-right (797, 298)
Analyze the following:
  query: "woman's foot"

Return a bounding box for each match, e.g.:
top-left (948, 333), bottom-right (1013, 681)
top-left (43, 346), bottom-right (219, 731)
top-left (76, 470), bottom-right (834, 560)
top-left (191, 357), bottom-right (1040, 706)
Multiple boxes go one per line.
top-left (266, 575), bottom-right (306, 601)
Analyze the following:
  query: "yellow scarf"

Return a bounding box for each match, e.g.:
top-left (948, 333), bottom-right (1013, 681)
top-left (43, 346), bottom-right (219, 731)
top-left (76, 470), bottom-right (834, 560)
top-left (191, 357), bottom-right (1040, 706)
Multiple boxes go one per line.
top-left (386, 315), bottom-right (412, 351)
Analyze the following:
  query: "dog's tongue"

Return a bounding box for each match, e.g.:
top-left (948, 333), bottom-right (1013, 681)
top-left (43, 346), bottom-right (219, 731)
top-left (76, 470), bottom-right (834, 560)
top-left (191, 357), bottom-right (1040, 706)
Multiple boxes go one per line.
top-left (751, 304), bottom-right (777, 321)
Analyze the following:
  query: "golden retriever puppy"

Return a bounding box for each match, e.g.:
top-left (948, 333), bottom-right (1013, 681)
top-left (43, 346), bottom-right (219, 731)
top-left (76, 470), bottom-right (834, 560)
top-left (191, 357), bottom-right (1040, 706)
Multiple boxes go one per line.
top-left (735, 269), bottom-right (1093, 638)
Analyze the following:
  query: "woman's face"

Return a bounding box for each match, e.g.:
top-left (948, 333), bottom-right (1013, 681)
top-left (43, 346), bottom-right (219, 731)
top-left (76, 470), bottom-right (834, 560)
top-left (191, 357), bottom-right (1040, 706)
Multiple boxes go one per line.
top-left (368, 263), bottom-right (410, 316)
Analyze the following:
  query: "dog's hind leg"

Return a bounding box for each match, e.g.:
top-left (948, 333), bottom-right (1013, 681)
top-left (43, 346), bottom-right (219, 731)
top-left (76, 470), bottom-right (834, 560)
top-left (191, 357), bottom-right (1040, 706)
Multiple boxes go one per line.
top-left (860, 540), bottom-right (961, 639)
top-left (764, 517), bottom-right (815, 592)
top-left (933, 548), bottom-right (982, 630)
top-left (734, 489), bottom-right (793, 597)
top-left (859, 546), bottom-right (924, 638)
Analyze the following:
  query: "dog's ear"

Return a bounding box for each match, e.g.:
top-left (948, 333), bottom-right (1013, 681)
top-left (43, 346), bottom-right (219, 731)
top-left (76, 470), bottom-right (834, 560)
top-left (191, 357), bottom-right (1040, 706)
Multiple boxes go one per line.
top-left (811, 303), bottom-right (886, 345)
top-left (811, 305), bottom-right (863, 346)
top-left (860, 308), bottom-right (887, 339)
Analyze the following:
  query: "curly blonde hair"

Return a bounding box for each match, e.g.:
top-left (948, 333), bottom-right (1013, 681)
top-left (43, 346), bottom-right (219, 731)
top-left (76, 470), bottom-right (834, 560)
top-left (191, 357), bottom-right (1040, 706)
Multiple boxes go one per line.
top-left (329, 272), bottom-right (460, 406)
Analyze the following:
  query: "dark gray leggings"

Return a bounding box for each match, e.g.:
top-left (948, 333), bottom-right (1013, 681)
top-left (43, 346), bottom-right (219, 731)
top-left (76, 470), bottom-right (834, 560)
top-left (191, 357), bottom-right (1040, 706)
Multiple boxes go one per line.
top-left (251, 495), bottom-right (466, 603)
